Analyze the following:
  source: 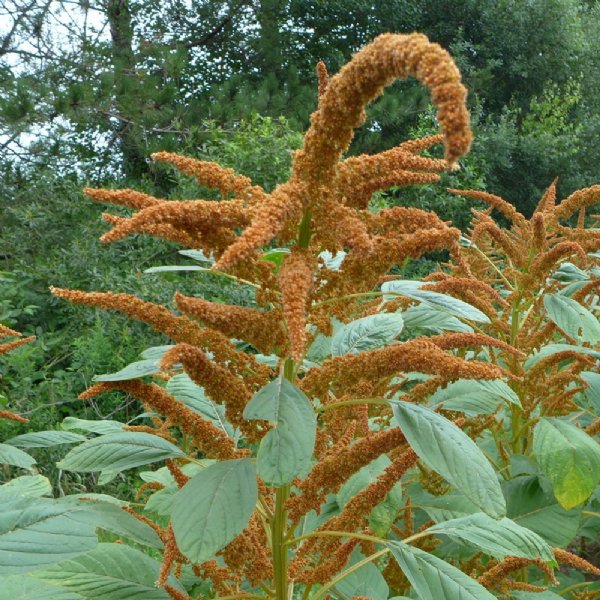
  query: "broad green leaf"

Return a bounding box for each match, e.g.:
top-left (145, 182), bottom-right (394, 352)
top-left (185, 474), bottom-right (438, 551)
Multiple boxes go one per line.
top-left (410, 490), bottom-right (480, 522)
top-left (388, 540), bottom-right (497, 600)
top-left (504, 476), bottom-right (581, 547)
top-left (61, 417), bottom-right (124, 435)
top-left (580, 371), bottom-right (600, 411)
top-left (382, 280), bottom-right (490, 323)
top-left (244, 377), bottom-right (316, 486)
top-left (426, 513), bottom-right (554, 562)
top-left (93, 359), bottom-right (160, 382)
top-left (60, 494), bottom-right (128, 507)
top-left (402, 305), bottom-right (473, 334)
top-left (533, 418), bottom-right (600, 509)
top-left (171, 458), bottom-right (257, 563)
top-left (140, 463), bottom-right (205, 516)
top-left (552, 261), bottom-right (589, 282)
top-left (331, 313), bottom-right (404, 356)
top-left (336, 455), bottom-right (402, 536)
top-left (525, 343), bottom-right (600, 369)
top-left (306, 333), bottom-right (332, 362)
top-left (2, 575), bottom-right (83, 599)
top-left (0, 475), bottom-right (52, 497)
top-left (34, 543), bottom-right (185, 599)
top-left (6, 431), bottom-right (86, 448)
top-left (0, 496), bottom-right (98, 573)
top-left (140, 345), bottom-right (175, 360)
top-left (335, 548), bottom-right (389, 600)
top-left (544, 294), bottom-right (600, 344)
top-left (429, 379), bottom-right (521, 415)
top-left (166, 373), bottom-right (234, 437)
top-left (0, 442), bottom-right (36, 469)
top-left (57, 432), bottom-right (184, 473)
top-left (74, 501), bottom-right (163, 548)
top-left (393, 401), bottom-right (505, 518)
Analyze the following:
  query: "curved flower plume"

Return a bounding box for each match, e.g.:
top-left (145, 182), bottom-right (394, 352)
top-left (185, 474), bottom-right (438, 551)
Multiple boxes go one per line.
top-left (86, 34), bottom-right (472, 296)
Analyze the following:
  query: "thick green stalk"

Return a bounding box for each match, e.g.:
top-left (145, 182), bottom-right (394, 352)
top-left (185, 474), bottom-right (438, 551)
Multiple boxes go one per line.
top-left (272, 212), bottom-right (312, 598)
top-left (272, 357), bottom-right (296, 599)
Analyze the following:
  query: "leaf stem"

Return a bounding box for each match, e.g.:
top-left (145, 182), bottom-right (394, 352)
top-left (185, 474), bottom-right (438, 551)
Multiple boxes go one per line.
top-left (310, 548), bottom-right (389, 600)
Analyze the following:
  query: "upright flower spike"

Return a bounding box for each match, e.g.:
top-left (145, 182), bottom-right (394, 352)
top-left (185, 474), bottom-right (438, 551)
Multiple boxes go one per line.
top-left (278, 249), bottom-right (314, 361)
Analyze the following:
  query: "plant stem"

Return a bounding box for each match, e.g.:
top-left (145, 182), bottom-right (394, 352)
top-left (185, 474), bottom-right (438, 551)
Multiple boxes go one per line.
top-left (298, 209), bottom-right (313, 249)
top-left (310, 548), bottom-right (389, 600)
top-left (272, 356), bottom-right (296, 599)
top-left (273, 483), bottom-right (290, 599)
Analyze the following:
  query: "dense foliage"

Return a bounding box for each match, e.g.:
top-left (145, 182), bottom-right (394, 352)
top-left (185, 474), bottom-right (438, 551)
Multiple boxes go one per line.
top-left (1, 32), bottom-right (599, 600)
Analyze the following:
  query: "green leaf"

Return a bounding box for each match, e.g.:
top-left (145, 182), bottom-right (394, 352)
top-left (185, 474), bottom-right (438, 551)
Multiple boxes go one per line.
top-left (336, 455), bottom-right (402, 537)
top-left (144, 265), bottom-right (210, 273)
top-left (140, 345), bottom-right (175, 360)
top-left (0, 475), bottom-right (52, 497)
top-left (331, 313), bottom-right (404, 356)
top-left (410, 489), bottom-right (480, 522)
top-left (57, 432), bottom-right (184, 473)
top-left (0, 442), bottom-right (36, 469)
top-left (93, 359), bottom-right (160, 382)
top-left (1, 575), bottom-right (83, 599)
top-left (140, 463), bottom-right (205, 516)
top-left (0, 496), bottom-right (98, 573)
top-left (504, 476), bottom-right (581, 547)
top-left (178, 249), bottom-right (212, 263)
top-left (306, 333), bottom-right (332, 363)
top-left (388, 541), bottom-right (497, 600)
top-left (34, 543), bottom-right (185, 599)
top-left (171, 458), bottom-right (257, 563)
top-left (74, 501), bottom-right (163, 548)
top-left (402, 305), bottom-right (474, 334)
top-left (533, 418), bottom-right (600, 509)
top-left (393, 401), bottom-right (505, 518)
top-left (429, 379), bottom-right (521, 415)
top-left (61, 417), bottom-right (124, 435)
top-left (580, 371), bottom-right (600, 411)
top-left (544, 294), bottom-right (600, 344)
top-left (244, 377), bottom-right (316, 486)
top-left (335, 548), bottom-right (389, 600)
top-left (426, 513), bottom-right (554, 562)
top-left (382, 280), bottom-right (490, 323)
top-left (261, 247), bottom-right (290, 268)
top-left (337, 457), bottom-right (391, 509)
top-left (166, 373), bottom-right (234, 437)
top-left (6, 431), bottom-right (86, 448)
top-left (524, 343), bottom-right (600, 369)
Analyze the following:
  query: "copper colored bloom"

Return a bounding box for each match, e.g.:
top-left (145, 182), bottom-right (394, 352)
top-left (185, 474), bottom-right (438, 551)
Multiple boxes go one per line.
top-left (84, 187), bottom-right (163, 209)
top-left (80, 381), bottom-right (239, 459)
top-left (174, 292), bottom-right (285, 354)
top-left (161, 344), bottom-right (254, 435)
top-left (301, 339), bottom-right (508, 398)
top-left (279, 249), bottom-right (314, 361)
top-left (152, 151), bottom-right (262, 199)
top-left (0, 336), bottom-right (35, 356)
top-left (0, 410), bottom-right (28, 423)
